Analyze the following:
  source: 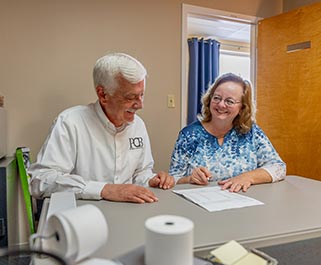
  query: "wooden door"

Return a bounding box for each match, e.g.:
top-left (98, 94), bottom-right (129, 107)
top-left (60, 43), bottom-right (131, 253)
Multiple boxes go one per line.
top-left (257, 2), bottom-right (321, 180)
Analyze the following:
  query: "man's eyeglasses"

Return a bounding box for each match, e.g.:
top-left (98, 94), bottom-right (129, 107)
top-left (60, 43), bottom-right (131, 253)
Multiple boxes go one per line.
top-left (110, 92), bottom-right (144, 104)
top-left (123, 93), bottom-right (144, 103)
top-left (211, 95), bottom-right (241, 106)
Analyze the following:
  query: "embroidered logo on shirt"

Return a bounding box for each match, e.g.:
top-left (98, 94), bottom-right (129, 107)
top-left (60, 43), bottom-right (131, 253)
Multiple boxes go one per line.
top-left (129, 137), bottom-right (144, 150)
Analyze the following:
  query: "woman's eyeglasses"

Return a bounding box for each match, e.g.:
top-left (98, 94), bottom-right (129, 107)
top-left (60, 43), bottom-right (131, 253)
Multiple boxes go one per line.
top-left (211, 95), bottom-right (241, 106)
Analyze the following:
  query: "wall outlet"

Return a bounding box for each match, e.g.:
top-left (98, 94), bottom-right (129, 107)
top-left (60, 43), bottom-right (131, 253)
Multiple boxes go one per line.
top-left (167, 95), bottom-right (175, 108)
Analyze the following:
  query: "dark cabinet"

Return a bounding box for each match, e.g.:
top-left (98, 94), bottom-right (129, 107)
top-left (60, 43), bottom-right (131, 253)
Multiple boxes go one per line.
top-left (0, 157), bottom-right (18, 247)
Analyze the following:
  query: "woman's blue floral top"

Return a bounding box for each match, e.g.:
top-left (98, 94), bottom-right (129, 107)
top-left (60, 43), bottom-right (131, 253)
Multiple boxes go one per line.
top-left (169, 120), bottom-right (286, 182)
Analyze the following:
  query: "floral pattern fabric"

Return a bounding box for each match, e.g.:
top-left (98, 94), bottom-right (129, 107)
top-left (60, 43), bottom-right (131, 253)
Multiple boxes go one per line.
top-left (169, 120), bottom-right (286, 182)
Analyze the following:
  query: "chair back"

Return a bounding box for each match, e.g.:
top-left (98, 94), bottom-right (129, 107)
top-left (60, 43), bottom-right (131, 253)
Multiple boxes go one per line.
top-left (0, 248), bottom-right (69, 265)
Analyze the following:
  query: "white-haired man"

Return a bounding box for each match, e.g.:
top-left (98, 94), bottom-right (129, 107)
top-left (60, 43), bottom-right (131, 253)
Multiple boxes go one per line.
top-left (29, 53), bottom-right (175, 203)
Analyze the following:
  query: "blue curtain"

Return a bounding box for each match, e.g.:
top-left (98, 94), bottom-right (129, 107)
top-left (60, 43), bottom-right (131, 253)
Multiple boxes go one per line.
top-left (187, 38), bottom-right (220, 124)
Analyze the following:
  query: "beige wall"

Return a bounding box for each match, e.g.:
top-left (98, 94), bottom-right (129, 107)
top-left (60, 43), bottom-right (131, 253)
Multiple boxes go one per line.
top-left (0, 0), bottom-right (283, 172)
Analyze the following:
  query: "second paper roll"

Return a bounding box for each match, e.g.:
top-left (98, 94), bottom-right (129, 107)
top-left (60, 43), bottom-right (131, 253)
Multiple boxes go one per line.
top-left (145, 215), bottom-right (194, 265)
top-left (44, 204), bottom-right (108, 262)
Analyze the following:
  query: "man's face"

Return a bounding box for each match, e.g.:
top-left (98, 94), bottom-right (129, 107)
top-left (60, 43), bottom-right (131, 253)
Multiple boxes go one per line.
top-left (100, 77), bottom-right (145, 127)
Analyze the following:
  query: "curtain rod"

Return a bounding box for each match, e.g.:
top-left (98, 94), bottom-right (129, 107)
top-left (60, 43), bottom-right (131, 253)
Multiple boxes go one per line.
top-left (221, 42), bottom-right (249, 49)
top-left (188, 37), bottom-right (249, 49)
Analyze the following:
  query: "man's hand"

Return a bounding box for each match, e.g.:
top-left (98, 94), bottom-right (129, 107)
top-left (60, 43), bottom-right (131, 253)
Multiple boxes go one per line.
top-left (100, 184), bottom-right (158, 203)
top-left (149, 171), bottom-right (175, 189)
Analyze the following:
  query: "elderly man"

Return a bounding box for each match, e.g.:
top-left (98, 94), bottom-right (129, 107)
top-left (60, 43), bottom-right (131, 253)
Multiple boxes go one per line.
top-left (29, 53), bottom-right (175, 203)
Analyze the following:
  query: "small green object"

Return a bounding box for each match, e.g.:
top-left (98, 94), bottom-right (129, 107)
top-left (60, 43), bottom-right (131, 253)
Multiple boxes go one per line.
top-left (16, 147), bottom-right (35, 234)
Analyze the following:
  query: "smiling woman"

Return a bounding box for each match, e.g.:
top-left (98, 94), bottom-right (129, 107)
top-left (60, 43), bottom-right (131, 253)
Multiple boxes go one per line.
top-left (169, 72), bottom-right (286, 192)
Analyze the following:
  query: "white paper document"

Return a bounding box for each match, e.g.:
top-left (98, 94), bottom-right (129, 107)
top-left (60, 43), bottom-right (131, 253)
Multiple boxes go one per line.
top-left (173, 186), bottom-right (264, 212)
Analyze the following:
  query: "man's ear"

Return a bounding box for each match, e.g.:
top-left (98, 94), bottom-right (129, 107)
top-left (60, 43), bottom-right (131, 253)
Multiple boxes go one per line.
top-left (96, 86), bottom-right (108, 103)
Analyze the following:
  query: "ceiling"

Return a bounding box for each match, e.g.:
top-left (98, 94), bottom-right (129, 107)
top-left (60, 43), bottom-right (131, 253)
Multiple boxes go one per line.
top-left (187, 16), bottom-right (251, 44)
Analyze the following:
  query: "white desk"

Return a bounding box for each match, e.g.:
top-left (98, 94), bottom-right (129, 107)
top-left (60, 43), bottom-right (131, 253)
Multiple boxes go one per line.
top-left (40, 175), bottom-right (321, 260)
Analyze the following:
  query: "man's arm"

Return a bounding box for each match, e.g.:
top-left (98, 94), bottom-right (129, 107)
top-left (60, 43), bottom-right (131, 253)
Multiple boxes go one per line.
top-left (29, 163), bottom-right (106, 200)
top-left (28, 113), bottom-right (106, 200)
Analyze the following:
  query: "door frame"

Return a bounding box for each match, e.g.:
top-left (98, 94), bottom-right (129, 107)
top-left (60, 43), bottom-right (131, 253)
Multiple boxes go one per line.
top-left (181, 4), bottom-right (260, 127)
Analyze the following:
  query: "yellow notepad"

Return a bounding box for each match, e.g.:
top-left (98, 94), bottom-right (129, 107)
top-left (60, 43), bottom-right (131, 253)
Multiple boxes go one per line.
top-left (210, 240), bottom-right (267, 265)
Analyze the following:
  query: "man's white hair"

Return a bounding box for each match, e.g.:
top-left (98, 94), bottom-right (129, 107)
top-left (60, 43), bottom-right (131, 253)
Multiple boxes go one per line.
top-left (93, 53), bottom-right (147, 95)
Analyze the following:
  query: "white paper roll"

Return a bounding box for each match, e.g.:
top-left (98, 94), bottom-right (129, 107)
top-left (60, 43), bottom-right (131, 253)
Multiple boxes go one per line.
top-left (44, 204), bottom-right (108, 262)
top-left (145, 215), bottom-right (194, 265)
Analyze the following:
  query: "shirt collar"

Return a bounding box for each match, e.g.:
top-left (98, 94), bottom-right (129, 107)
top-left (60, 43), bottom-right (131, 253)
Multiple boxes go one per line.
top-left (94, 100), bottom-right (133, 133)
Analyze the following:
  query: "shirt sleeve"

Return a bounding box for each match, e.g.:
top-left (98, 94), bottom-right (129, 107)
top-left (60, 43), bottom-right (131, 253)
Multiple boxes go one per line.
top-left (254, 124), bottom-right (286, 182)
top-left (28, 116), bottom-right (105, 200)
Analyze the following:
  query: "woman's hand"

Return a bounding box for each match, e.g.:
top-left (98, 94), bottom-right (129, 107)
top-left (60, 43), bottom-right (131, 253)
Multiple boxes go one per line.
top-left (188, 167), bottom-right (212, 185)
top-left (218, 174), bottom-right (253, 192)
top-left (218, 169), bottom-right (272, 192)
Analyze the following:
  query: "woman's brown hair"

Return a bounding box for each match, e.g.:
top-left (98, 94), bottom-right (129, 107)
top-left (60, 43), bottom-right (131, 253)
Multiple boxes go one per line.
top-left (198, 72), bottom-right (255, 134)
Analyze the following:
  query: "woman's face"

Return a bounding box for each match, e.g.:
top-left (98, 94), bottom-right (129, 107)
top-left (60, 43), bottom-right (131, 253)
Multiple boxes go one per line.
top-left (210, 81), bottom-right (243, 125)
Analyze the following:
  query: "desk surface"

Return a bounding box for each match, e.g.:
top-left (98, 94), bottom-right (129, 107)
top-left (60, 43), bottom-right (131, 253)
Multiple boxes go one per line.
top-left (42, 175), bottom-right (321, 260)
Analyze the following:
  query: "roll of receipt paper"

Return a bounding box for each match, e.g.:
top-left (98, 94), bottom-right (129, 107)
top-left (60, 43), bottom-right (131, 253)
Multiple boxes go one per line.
top-left (44, 204), bottom-right (108, 262)
top-left (145, 215), bottom-right (194, 265)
